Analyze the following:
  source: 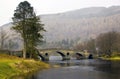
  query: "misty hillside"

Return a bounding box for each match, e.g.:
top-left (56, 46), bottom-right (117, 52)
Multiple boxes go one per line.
top-left (1, 6), bottom-right (120, 43)
top-left (40, 6), bottom-right (120, 42)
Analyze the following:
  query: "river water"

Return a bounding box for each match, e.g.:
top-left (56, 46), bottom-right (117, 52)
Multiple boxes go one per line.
top-left (14, 56), bottom-right (120, 79)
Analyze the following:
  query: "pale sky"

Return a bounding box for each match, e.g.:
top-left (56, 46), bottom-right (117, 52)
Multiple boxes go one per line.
top-left (0, 0), bottom-right (120, 26)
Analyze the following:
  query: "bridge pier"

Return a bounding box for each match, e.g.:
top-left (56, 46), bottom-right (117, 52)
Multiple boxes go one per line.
top-left (44, 53), bottom-right (49, 61)
top-left (63, 52), bottom-right (70, 60)
top-left (88, 54), bottom-right (93, 59)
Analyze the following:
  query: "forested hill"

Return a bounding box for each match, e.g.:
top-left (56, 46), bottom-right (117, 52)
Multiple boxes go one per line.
top-left (40, 6), bottom-right (120, 42)
top-left (1, 6), bottom-right (120, 43)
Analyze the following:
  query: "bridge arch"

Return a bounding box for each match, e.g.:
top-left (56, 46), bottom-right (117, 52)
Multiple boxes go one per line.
top-left (88, 54), bottom-right (93, 59)
top-left (37, 52), bottom-right (49, 61)
top-left (38, 53), bottom-right (45, 61)
top-left (56, 51), bottom-right (66, 57)
top-left (56, 51), bottom-right (70, 60)
top-left (76, 53), bottom-right (84, 60)
top-left (66, 52), bottom-right (70, 56)
top-left (35, 49), bottom-right (45, 61)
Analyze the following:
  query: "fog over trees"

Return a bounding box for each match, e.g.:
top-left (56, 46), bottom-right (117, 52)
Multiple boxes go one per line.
top-left (0, 6), bottom-right (120, 53)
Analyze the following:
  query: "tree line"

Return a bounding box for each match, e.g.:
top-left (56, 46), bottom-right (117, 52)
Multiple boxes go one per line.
top-left (74, 31), bottom-right (120, 57)
top-left (1, 1), bottom-right (119, 59)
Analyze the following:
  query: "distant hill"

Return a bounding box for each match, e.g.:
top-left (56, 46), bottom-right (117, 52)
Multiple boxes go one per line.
top-left (1, 6), bottom-right (120, 44)
top-left (40, 6), bottom-right (120, 42)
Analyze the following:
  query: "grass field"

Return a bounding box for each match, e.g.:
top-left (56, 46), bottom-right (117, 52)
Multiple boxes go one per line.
top-left (0, 54), bottom-right (50, 79)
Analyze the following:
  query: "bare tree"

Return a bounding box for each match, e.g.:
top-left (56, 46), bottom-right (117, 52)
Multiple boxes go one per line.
top-left (0, 27), bottom-right (8, 50)
top-left (96, 31), bottom-right (119, 57)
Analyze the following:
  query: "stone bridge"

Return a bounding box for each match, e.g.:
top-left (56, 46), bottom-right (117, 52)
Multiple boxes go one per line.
top-left (38, 50), bottom-right (93, 61)
top-left (6, 49), bottom-right (94, 61)
top-left (38, 51), bottom-right (70, 61)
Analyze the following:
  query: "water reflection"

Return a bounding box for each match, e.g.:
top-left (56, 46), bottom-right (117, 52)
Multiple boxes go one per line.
top-left (94, 60), bottom-right (120, 74)
top-left (49, 56), bottom-right (62, 61)
top-left (13, 56), bottom-right (120, 79)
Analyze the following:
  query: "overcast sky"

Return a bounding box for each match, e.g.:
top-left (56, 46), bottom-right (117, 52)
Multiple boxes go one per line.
top-left (0, 0), bottom-right (120, 26)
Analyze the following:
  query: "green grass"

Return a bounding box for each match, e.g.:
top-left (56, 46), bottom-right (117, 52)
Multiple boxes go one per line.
top-left (99, 52), bottom-right (120, 61)
top-left (0, 54), bottom-right (50, 79)
top-left (0, 62), bottom-right (17, 78)
top-left (104, 57), bottom-right (120, 60)
top-left (100, 56), bottom-right (120, 61)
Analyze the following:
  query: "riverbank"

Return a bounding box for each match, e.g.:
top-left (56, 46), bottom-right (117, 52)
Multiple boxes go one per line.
top-left (100, 56), bottom-right (120, 61)
top-left (0, 54), bottom-right (50, 79)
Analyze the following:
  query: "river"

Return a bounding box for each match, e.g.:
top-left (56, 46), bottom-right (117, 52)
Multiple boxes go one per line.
top-left (13, 56), bottom-right (120, 79)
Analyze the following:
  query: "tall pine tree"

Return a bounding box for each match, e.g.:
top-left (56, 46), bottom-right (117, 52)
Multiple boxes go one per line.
top-left (12, 1), bottom-right (45, 58)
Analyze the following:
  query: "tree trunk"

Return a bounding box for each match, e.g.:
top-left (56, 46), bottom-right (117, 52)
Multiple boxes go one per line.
top-left (23, 40), bottom-right (27, 58)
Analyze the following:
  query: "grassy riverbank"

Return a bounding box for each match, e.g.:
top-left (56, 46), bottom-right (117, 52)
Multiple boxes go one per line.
top-left (0, 54), bottom-right (50, 79)
top-left (101, 56), bottom-right (120, 60)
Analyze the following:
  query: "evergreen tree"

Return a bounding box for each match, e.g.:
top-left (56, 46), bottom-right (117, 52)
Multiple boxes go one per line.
top-left (12, 1), bottom-right (45, 58)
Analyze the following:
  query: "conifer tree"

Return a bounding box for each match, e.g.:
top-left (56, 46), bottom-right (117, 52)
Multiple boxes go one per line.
top-left (12, 1), bottom-right (45, 58)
